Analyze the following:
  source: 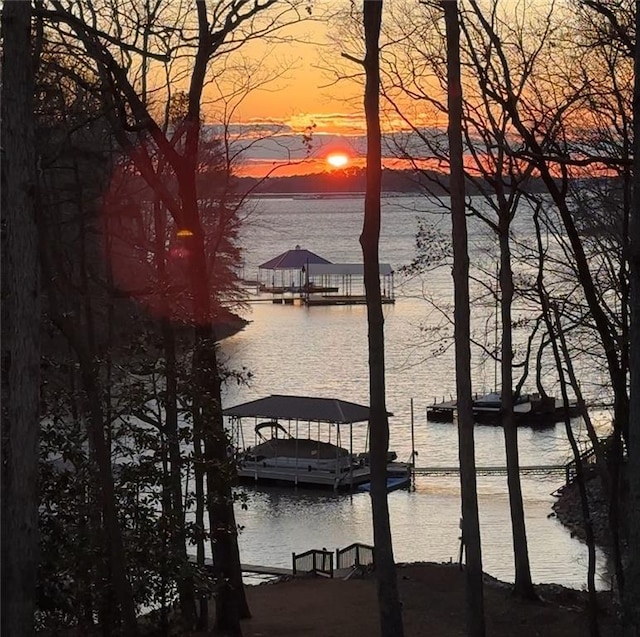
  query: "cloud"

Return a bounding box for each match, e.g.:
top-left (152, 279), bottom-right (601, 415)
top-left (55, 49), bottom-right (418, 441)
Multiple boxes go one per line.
top-left (230, 129), bottom-right (449, 163)
top-left (229, 133), bottom-right (366, 162)
top-left (204, 121), bottom-right (294, 138)
top-left (287, 112), bottom-right (368, 135)
top-left (203, 114), bottom-right (453, 177)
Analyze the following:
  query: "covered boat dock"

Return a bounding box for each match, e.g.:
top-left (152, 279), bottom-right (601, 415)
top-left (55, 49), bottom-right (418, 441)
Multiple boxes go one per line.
top-left (305, 262), bottom-right (395, 305)
top-left (223, 394), bottom-right (409, 490)
top-left (255, 246), bottom-right (395, 305)
top-left (257, 245), bottom-right (332, 293)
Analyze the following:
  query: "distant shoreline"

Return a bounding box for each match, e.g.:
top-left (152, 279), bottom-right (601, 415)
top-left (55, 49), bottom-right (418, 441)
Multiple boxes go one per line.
top-left (236, 168), bottom-right (614, 197)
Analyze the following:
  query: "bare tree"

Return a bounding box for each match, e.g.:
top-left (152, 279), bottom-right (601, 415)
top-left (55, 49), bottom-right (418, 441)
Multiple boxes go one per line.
top-left (38, 2), bottom-right (312, 633)
top-left (534, 209), bottom-right (600, 636)
top-left (443, 1), bottom-right (486, 633)
top-left (623, 0), bottom-right (640, 631)
top-left (382, 0), bottom-right (541, 597)
top-left (361, 2), bottom-right (405, 636)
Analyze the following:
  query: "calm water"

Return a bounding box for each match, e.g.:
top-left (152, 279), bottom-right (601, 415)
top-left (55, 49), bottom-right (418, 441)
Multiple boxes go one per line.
top-left (220, 194), bottom-right (612, 589)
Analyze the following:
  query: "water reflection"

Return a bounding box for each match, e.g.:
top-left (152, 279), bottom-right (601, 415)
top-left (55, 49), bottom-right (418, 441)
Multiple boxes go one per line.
top-left (235, 478), bottom-right (611, 591)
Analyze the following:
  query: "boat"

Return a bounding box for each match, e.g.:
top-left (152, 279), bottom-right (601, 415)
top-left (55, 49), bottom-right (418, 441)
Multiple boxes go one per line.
top-left (357, 475), bottom-right (411, 493)
top-left (246, 430), bottom-right (353, 474)
top-left (426, 392), bottom-right (579, 426)
top-left (223, 395), bottom-right (411, 490)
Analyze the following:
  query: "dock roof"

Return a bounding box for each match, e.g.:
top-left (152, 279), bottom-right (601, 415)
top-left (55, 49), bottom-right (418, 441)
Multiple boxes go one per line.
top-left (259, 246), bottom-right (331, 270)
top-left (307, 263), bottom-right (393, 276)
top-left (223, 394), bottom-right (392, 424)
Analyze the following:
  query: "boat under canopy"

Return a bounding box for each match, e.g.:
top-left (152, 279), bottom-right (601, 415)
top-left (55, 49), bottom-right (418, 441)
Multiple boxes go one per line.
top-left (248, 438), bottom-right (352, 472)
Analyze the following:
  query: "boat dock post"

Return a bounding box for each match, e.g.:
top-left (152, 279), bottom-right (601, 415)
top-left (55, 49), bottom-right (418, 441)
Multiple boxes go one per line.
top-left (410, 398), bottom-right (416, 490)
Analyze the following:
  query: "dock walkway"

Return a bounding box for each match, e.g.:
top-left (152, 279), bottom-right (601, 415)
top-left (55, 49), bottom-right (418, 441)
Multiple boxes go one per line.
top-left (240, 563), bottom-right (293, 577)
top-left (189, 555), bottom-right (294, 577)
top-left (411, 464), bottom-right (566, 477)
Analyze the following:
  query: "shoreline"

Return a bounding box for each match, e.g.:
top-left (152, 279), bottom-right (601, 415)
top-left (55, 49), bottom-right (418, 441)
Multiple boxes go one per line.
top-left (236, 561), bottom-right (618, 636)
top-left (551, 472), bottom-right (611, 549)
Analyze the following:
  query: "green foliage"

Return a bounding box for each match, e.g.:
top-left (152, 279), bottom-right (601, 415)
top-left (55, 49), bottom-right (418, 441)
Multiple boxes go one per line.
top-left (37, 336), bottom-right (253, 631)
top-left (37, 378), bottom-right (196, 629)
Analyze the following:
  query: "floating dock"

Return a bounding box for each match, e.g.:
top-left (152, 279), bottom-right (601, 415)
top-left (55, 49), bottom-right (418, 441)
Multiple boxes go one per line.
top-left (303, 295), bottom-right (395, 306)
top-left (427, 394), bottom-right (579, 426)
top-left (237, 460), bottom-right (411, 490)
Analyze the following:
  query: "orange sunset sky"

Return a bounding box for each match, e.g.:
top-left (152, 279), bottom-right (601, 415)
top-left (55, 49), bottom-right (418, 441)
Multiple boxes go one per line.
top-left (200, 6), bottom-right (444, 179)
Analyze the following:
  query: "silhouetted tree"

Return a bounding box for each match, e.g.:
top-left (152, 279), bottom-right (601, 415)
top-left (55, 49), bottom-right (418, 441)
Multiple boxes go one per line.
top-left (624, 0), bottom-right (640, 632)
top-left (1, 3), bottom-right (41, 635)
top-left (39, 2), bottom-right (310, 633)
top-left (443, 1), bottom-right (486, 634)
top-left (362, 2), bottom-right (405, 636)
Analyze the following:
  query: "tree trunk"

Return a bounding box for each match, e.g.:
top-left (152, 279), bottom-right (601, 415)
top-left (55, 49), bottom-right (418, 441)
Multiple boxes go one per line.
top-left (443, 2), bottom-right (486, 634)
top-left (193, 328), bottom-right (248, 637)
top-left (362, 3), bottom-right (405, 637)
top-left (548, 305), bottom-right (599, 637)
top-left (80, 359), bottom-right (140, 636)
top-left (38, 240), bottom-right (140, 634)
top-left (153, 196), bottom-right (197, 625)
top-left (163, 318), bottom-right (197, 625)
top-left (499, 227), bottom-right (535, 599)
top-left (623, 1), bottom-right (640, 631)
top-left (182, 219), bottom-right (248, 634)
top-left (1, 3), bottom-right (40, 635)
top-left (192, 380), bottom-right (209, 629)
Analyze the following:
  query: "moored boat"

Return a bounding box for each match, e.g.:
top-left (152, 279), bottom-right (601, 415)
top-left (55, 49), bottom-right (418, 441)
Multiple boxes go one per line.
top-left (357, 475), bottom-right (411, 493)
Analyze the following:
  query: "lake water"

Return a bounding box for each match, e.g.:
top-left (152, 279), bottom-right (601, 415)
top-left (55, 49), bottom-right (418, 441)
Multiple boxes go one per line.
top-left (219, 194), bottom-right (612, 590)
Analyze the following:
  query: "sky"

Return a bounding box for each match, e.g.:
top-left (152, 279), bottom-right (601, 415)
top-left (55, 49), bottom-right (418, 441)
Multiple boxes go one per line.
top-left (203, 6), bottom-right (383, 178)
top-left (198, 1), bottom-right (568, 180)
top-left (198, 3), bottom-right (463, 179)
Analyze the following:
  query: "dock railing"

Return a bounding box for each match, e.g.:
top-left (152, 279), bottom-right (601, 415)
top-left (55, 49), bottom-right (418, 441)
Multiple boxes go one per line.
top-left (292, 548), bottom-right (334, 578)
top-left (563, 436), bottom-right (622, 485)
top-left (564, 446), bottom-right (597, 484)
top-left (336, 543), bottom-right (375, 570)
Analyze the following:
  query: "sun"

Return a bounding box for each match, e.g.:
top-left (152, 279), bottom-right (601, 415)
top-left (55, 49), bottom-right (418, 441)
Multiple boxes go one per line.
top-left (326, 152), bottom-right (349, 169)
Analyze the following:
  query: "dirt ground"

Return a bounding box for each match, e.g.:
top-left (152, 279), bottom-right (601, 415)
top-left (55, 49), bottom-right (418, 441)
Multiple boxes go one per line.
top-left (239, 563), bottom-right (618, 637)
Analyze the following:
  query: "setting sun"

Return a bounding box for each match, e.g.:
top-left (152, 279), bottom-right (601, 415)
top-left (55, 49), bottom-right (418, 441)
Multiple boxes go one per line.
top-left (326, 152), bottom-right (349, 169)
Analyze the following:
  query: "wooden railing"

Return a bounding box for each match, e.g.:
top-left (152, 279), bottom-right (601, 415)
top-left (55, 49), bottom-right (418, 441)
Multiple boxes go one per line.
top-left (336, 543), bottom-right (374, 570)
top-left (563, 437), bottom-right (626, 485)
top-left (564, 446), bottom-right (597, 484)
top-left (292, 549), bottom-right (333, 578)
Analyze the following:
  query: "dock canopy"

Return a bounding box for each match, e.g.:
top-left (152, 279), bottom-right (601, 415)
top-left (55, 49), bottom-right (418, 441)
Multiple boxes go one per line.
top-left (223, 394), bottom-right (392, 424)
top-left (259, 246), bottom-right (331, 270)
top-left (307, 263), bottom-right (393, 277)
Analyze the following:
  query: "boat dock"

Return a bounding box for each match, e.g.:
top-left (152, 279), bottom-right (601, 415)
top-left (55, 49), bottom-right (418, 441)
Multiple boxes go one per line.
top-left (190, 555), bottom-right (294, 577)
top-left (251, 247), bottom-right (396, 307)
top-left (243, 294), bottom-right (395, 306)
top-left (237, 460), bottom-right (411, 490)
top-left (303, 295), bottom-right (395, 306)
top-left (191, 542), bottom-right (375, 580)
top-left (427, 394), bottom-right (579, 426)
top-left (237, 461), bottom-right (567, 487)
top-left (241, 563), bottom-right (293, 576)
